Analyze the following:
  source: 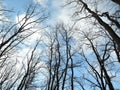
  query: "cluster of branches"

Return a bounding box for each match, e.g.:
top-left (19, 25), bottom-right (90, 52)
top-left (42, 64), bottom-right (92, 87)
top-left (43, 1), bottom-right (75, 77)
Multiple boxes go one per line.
top-left (0, 3), bottom-right (48, 90)
top-left (0, 0), bottom-right (120, 90)
top-left (42, 24), bottom-right (81, 90)
top-left (41, 0), bottom-right (120, 90)
top-left (64, 0), bottom-right (120, 90)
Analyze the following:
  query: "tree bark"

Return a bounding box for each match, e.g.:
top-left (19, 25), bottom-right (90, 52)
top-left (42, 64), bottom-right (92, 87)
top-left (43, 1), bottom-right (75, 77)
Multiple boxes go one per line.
top-left (111, 0), bottom-right (120, 5)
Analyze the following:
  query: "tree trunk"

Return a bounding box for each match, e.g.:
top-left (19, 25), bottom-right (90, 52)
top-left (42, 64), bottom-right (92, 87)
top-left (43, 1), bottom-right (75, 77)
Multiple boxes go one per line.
top-left (111, 0), bottom-right (120, 5)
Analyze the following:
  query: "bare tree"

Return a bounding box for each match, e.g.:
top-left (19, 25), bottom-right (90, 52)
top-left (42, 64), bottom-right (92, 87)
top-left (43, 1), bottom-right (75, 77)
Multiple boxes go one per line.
top-left (76, 27), bottom-right (120, 90)
top-left (0, 0), bottom-right (119, 90)
top-left (0, 3), bottom-right (48, 90)
top-left (43, 23), bottom-right (83, 90)
top-left (17, 40), bottom-right (43, 90)
top-left (67, 0), bottom-right (120, 53)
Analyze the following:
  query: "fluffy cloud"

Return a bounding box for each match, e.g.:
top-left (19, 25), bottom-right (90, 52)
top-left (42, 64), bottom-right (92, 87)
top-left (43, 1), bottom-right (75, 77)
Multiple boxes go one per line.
top-left (34, 0), bottom-right (48, 7)
top-left (46, 0), bottom-right (74, 26)
top-left (15, 13), bottom-right (45, 46)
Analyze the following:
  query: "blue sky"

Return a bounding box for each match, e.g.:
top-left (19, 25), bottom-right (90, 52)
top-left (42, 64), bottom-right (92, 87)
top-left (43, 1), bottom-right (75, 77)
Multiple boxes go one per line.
top-left (1, 0), bottom-right (120, 90)
top-left (3, 0), bottom-right (55, 17)
top-left (3, 0), bottom-right (73, 26)
top-left (1, 0), bottom-right (71, 48)
top-left (4, 0), bottom-right (33, 11)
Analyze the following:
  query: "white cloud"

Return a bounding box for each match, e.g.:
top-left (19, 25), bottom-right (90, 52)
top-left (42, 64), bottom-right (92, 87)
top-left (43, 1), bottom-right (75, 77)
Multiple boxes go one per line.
top-left (57, 9), bottom-right (72, 24)
top-left (51, 0), bottom-right (65, 9)
top-left (46, 0), bottom-right (74, 25)
top-left (15, 13), bottom-right (45, 46)
top-left (34, 0), bottom-right (48, 7)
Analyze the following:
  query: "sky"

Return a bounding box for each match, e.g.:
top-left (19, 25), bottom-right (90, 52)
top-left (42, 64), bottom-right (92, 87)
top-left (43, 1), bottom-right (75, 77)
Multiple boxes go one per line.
top-left (0, 1), bottom-right (84, 89)
top-left (1, 0), bottom-right (120, 90)
top-left (1, 0), bottom-right (75, 89)
top-left (3, 0), bottom-right (72, 25)
top-left (4, 0), bottom-right (32, 10)
top-left (1, 0), bottom-right (75, 49)
top-left (2, 0), bottom-right (70, 48)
